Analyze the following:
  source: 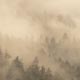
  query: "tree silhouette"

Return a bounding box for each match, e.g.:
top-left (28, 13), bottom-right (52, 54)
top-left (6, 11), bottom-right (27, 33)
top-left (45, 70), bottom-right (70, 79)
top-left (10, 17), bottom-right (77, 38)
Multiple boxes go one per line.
top-left (45, 68), bottom-right (53, 80)
top-left (26, 57), bottom-right (54, 80)
top-left (7, 56), bottom-right (25, 80)
top-left (26, 57), bottom-right (40, 80)
top-left (40, 66), bottom-right (46, 80)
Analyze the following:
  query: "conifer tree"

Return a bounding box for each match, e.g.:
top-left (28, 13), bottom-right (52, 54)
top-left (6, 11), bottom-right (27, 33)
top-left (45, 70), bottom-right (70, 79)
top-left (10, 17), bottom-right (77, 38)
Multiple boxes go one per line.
top-left (7, 56), bottom-right (25, 80)
top-left (40, 66), bottom-right (46, 80)
top-left (26, 57), bottom-right (40, 80)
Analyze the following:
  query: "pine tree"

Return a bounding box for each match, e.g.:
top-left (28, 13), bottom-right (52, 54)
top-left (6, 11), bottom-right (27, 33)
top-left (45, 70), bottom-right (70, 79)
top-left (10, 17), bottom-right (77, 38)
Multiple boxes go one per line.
top-left (40, 66), bottom-right (46, 80)
top-left (26, 57), bottom-right (54, 80)
top-left (45, 68), bottom-right (53, 80)
top-left (7, 56), bottom-right (25, 80)
top-left (26, 57), bottom-right (40, 80)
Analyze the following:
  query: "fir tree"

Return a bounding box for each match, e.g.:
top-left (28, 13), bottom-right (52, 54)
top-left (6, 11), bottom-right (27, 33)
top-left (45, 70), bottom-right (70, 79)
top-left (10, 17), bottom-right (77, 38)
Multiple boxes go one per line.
top-left (7, 56), bottom-right (25, 80)
top-left (26, 57), bottom-right (40, 80)
top-left (45, 68), bottom-right (53, 80)
top-left (40, 66), bottom-right (46, 80)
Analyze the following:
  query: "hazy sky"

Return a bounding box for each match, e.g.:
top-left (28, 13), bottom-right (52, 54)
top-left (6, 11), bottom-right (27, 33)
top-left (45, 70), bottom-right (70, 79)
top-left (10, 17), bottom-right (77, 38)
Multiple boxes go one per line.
top-left (0, 0), bottom-right (80, 66)
top-left (0, 0), bottom-right (80, 38)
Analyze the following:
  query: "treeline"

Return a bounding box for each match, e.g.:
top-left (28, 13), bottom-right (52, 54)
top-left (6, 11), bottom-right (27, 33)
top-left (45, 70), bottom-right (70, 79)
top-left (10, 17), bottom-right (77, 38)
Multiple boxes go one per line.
top-left (0, 49), bottom-right (54, 80)
top-left (7, 57), bottom-right (53, 80)
top-left (1, 48), bottom-right (80, 80)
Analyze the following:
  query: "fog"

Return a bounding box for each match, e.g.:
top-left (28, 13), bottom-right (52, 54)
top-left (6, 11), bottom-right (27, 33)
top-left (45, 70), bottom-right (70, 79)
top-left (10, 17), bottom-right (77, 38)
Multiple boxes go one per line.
top-left (0, 0), bottom-right (80, 74)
